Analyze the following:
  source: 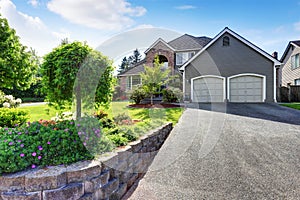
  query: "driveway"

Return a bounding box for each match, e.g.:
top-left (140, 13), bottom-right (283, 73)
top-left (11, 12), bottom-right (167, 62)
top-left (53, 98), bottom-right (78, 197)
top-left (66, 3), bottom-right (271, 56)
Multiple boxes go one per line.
top-left (127, 103), bottom-right (300, 199)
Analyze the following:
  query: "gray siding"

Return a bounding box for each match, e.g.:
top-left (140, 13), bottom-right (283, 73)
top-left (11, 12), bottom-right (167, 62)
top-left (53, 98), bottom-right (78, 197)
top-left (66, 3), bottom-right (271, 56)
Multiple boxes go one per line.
top-left (185, 33), bottom-right (275, 102)
top-left (281, 45), bottom-right (300, 87)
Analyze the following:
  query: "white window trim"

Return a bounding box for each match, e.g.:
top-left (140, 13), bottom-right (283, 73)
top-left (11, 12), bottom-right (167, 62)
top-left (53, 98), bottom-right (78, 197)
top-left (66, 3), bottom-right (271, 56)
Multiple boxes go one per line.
top-left (227, 73), bottom-right (266, 102)
top-left (191, 75), bottom-right (226, 102)
top-left (291, 53), bottom-right (300, 70)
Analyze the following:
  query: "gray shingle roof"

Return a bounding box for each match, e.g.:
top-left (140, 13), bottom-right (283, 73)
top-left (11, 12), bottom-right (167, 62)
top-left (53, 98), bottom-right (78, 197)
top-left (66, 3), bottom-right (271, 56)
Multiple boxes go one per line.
top-left (117, 60), bottom-right (146, 76)
top-left (292, 40), bottom-right (300, 47)
top-left (168, 34), bottom-right (212, 51)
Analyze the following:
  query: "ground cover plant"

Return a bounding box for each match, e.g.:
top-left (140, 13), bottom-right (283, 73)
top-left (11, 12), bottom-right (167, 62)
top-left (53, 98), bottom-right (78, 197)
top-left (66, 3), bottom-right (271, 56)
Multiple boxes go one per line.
top-left (0, 101), bottom-right (183, 174)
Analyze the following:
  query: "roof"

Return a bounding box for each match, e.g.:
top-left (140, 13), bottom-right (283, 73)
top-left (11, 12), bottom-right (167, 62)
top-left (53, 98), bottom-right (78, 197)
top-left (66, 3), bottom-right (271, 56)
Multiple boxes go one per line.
top-left (180, 27), bottom-right (282, 70)
top-left (117, 59), bottom-right (146, 77)
top-left (280, 40), bottom-right (300, 62)
top-left (144, 38), bottom-right (175, 54)
top-left (168, 34), bottom-right (212, 51)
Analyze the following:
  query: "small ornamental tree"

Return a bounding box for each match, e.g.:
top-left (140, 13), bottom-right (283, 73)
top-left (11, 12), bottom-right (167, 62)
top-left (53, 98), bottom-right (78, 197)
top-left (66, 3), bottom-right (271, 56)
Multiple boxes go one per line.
top-left (41, 41), bottom-right (115, 119)
top-left (140, 56), bottom-right (171, 104)
top-left (0, 15), bottom-right (38, 90)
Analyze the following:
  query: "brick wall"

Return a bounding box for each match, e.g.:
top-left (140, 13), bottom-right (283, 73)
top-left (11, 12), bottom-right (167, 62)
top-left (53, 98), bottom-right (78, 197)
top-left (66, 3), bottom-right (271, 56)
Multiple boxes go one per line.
top-left (0, 123), bottom-right (173, 200)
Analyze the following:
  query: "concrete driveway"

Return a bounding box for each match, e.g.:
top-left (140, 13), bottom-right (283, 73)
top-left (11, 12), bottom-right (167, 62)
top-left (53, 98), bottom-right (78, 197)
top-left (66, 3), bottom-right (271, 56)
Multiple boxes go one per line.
top-left (127, 103), bottom-right (300, 199)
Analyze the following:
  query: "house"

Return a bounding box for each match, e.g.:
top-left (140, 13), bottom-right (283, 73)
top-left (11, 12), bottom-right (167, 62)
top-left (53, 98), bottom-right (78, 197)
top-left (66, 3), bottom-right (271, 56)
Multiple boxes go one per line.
top-left (181, 27), bottom-right (281, 103)
top-left (117, 34), bottom-right (212, 92)
top-left (118, 27), bottom-right (281, 103)
top-left (279, 40), bottom-right (300, 87)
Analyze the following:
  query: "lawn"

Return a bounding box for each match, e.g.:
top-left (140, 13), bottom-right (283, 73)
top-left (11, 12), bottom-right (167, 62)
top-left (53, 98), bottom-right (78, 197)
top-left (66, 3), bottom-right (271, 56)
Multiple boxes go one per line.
top-left (280, 103), bottom-right (300, 110)
top-left (20, 101), bottom-right (184, 125)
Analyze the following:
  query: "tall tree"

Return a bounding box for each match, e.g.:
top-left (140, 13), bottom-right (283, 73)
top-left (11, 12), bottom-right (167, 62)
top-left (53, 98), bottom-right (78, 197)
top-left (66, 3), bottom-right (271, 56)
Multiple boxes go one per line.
top-left (118, 56), bottom-right (129, 73)
top-left (129, 48), bottom-right (142, 64)
top-left (0, 15), bottom-right (38, 90)
top-left (41, 41), bottom-right (115, 119)
top-left (140, 56), bottom-right (170, 104)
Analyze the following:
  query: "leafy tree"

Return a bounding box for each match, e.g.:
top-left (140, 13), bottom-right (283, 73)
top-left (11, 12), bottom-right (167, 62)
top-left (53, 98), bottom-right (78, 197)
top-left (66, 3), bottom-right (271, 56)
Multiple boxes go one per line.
top-left (140, 56), bottom-right (171, 104)
top-left (41, 41), bottom-right (115, 119)
top-left (0, 15), bottom-right (38, 90)
top-left (118, 49), bottom-right (142, 74)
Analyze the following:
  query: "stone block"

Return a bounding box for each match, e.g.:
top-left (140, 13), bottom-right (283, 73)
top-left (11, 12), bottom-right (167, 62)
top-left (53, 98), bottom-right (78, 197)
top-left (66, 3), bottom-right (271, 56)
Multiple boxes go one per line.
top-left (129, 141), bottom-right (143, 153)
top-left (127, 173), bottom-right (139, 189)
top-left (119, 168), bottom-right (133, 184)
top-left (109, 183), bottom-right (127, 200)
top-left (128, 153), bottom-right (139, 168)
top-left (1, 191), bottom-right (41, 200)
top-left (43, 183), bottom-right (84, 200)
top-left (84, 171), bottom-right (109, 193)
top-left (78, 193), bottom-right (92, 200)
top-left (116, 146), bottom-right (131, 163)
top-left (93, 179), bottom-right (119, 200)
top-left (66, 160), bottom-right (102, 183)
top-left (0, 170), bottom-right (28, 192)
top-left (25, 166), bottom-right (67, 192)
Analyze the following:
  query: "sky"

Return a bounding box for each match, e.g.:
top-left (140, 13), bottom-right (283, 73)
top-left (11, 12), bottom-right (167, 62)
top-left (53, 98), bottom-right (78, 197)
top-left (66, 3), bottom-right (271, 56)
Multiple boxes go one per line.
top-left (0, 0), bottom-right (300, 63)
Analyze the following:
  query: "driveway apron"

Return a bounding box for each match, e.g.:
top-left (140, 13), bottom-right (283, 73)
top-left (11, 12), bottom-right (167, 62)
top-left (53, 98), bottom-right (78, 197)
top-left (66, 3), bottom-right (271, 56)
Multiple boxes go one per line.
top-left (127, 104), bottom-right (300, 199)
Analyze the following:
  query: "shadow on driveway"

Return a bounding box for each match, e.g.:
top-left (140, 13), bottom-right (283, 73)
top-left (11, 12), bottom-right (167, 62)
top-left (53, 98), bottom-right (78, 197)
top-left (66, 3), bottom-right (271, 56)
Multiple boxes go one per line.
top-left (186, 103), bottom-right (300, 125)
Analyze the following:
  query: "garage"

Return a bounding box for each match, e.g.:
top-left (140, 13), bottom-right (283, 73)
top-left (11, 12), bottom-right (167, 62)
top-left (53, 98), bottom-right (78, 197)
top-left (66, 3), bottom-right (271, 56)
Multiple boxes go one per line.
top-left (228, 74), bottom-right (265, 102)
top-left (192, 76), bottom-right (225, 102)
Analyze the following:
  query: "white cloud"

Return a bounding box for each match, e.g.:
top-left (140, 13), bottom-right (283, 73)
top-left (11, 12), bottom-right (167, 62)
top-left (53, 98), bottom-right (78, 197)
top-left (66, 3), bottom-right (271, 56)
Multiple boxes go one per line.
top-left (27, 0), bottom-right (39, 7)
top-left (175, 5), bottom-right (197, 10)
top-left (47, 0), bottom-right (146, 31)
top-left (0, 0), bottom-right (67, 55)
top-left (294, 22), bottom-right (300, 31)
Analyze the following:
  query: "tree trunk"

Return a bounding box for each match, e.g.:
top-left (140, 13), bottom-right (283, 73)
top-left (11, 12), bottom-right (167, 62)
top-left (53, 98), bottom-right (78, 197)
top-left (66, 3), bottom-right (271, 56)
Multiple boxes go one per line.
top-left (76, 84), bottom-right (81, 119)
top-left (150, 94), bottom-right (153, 105)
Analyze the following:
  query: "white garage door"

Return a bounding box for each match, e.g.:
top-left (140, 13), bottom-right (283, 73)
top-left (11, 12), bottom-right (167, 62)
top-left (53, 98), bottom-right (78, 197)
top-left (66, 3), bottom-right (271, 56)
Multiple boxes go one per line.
top-left (229, 75), bottom-right (264, 102)
top-left (193, 76), bottom-right (224, 102)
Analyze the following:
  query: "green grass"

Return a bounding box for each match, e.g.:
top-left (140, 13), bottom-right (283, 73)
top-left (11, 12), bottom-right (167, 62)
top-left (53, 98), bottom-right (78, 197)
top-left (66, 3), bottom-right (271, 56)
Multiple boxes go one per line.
top-left (280, 103), bottom-right (300, 110)
top-left (20, 101), bottom-right (184, 125)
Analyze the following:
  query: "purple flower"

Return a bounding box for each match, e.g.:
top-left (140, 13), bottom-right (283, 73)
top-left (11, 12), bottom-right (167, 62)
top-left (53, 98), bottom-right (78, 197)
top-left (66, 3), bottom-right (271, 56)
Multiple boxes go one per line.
top-left (32, 152), bottom-right (37, 157)
top-left (78, 132), bottom-right (82, 135)
top-left (18, 132), bottom-right (22, 135)
top-left (32, 164), bottom-right (36, 169)
top-left (47, 141), bottom-right (51, 145)
top-left (38, 146), bottom-right (43, 151)
top-left (14, 124), bottom-right (18, 127)
top-left (38, 156), bottom-right (42, 160)
top-left (8, 132), bottom-right (12, 135)
top-left (20, 144), bottom-right (24, 148)
top-left (4, 128), bottom-right (8, 131)
top-left (20, 153), bottom-right (25, 157)
top-left (64, 128), bottom-right (69, 132)
top-left (17, 140), bottom-right (21, 143)
top-left (70, 121), bottom-right (74, 125)
top-left (4, 140), bottom-right (7, 142)
top-left (9, 142), bottom-right (13, 146)
top-left (83, 142), bottom-right (86, 146)
top-left (77, 124), bottom-right (81, 127)
top-left (27, 122), bottom-right (31, 125)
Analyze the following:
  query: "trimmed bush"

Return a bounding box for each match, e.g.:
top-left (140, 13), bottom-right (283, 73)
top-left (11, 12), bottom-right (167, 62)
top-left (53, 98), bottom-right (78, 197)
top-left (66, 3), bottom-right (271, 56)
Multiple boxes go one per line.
top-left (0, 108), bottom-right (29, 128)
top-left (113, 113), bottom-right (132, 125)
top-left (130, 86), bottom-right (146, 104)
top-left (162, 87), bottom-right (183, 103)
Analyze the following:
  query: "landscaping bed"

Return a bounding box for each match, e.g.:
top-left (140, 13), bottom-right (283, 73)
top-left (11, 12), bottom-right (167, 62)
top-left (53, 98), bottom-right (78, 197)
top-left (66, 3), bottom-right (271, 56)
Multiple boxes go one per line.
top-left (127, 103), bottom-right (182, 108)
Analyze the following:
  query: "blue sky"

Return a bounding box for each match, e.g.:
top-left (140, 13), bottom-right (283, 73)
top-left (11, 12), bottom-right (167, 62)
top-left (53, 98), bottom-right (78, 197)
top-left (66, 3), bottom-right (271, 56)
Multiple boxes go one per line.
top-left (1, 0), bottom-right (300, 62)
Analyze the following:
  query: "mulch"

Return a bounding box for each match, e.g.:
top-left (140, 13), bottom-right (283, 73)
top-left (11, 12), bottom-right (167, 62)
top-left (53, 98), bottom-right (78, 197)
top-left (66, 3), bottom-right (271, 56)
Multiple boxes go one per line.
top-left (127, 103), bottom-right (182, 109)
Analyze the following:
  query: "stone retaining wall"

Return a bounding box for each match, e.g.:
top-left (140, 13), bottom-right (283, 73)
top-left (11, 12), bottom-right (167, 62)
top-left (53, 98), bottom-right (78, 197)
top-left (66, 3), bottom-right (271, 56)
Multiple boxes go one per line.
top-left (0, 123), bottom-right (173, 200)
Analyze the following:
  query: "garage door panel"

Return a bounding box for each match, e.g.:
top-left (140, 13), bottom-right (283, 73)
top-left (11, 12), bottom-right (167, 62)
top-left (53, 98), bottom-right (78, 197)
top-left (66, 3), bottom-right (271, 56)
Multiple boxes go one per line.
top-left (193, 77), bottom-right (224, 102)
top-left (229, 75), bottom-right (263, 103)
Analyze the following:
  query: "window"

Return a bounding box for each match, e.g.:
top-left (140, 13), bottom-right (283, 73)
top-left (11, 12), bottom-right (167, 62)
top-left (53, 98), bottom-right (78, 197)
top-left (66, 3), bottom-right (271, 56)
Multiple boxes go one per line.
top-left (295, 78), bottom-right (300, 86)
top-left (176, 52), bottom-right (195, 65)
top-left (126, 75), bottom-right (141, 91)
top-left (223, 36), bottom-right (230, 46)
top-left (291, 54), bottom-right (300, 70)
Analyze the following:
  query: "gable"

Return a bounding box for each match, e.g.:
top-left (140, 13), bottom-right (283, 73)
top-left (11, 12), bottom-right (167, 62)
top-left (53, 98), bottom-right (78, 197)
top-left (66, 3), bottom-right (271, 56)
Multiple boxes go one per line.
top-left (180, 28), bottom-right (281, 71)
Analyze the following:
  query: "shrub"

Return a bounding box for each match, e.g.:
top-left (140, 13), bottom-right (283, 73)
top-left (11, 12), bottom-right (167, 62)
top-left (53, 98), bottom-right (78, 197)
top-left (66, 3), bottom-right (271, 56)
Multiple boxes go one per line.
top-left (113, 113), bottom-right (132, 125)
top-left (162, 87), bottom-right (183, 103)
top-left (0, 108), bottom-right (29, 128)
top-left (0, 118), bottom-right (116, 174)
top-left (93, 110), bottom-right (108, 120)
top-left (107, 134), bottom-right (128, 146)
top-left (0, 94), bottom-right (22, 108)
top-left (130, 86), bottom-right (146, 104)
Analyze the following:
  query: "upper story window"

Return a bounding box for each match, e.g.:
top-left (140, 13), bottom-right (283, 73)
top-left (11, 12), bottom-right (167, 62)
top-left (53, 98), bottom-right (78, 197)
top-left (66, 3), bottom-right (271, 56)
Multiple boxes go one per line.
top-left (176, 52), bottom-right (195, 65)
top-left (295, 78), bottom-right (300, 86)
top-left (291, 53), bottom-right (300, 70)
top-left (223, 36), bottom-right (230, 46)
